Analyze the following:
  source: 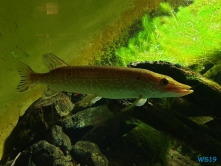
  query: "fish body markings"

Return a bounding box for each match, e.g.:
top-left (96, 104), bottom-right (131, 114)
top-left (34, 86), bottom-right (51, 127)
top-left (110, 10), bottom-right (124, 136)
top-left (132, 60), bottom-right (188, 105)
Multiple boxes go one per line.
top-left (17, 53), bottom-right (193, 106)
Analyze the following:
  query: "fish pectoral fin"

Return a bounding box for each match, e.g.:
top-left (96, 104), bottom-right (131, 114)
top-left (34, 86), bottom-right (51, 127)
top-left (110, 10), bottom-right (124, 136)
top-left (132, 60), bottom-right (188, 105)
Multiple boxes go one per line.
top-left (43, 53), bottom-right (69, 70)
top-left (121, 96), bottom-right (144, 112)
top-left (136, 98), bottom-right (147, 106)
top-left (91, 96), bottom-right (102, 103)
top-left (42, 87), bottom-right (59, 99)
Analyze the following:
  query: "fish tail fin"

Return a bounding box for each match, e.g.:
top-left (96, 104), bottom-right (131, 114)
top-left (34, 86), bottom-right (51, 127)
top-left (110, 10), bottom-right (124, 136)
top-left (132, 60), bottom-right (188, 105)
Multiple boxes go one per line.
top-left (17, 62), bottom-right (34, 92)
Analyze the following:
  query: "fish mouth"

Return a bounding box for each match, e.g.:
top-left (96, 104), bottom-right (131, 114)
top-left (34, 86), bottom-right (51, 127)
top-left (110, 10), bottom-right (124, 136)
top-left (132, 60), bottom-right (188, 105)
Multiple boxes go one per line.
top-left (177, 89), bottom-right (194, 94)
top-left (166, 83), bottom-right (193, 97)
top-left (174, 86), bottom-right (194, 96)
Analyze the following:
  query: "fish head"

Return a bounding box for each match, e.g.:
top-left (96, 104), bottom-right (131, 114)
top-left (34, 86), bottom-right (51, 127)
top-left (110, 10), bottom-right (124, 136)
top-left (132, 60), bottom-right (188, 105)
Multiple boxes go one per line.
top-left (139, 70), bottom-right (193, 98)
top-left (151, 75), bottom-right (193, 98)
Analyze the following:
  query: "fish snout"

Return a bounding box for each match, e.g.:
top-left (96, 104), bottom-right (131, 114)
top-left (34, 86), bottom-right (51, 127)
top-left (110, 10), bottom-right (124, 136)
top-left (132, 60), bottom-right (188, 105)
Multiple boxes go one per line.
top-left (163, 82), bottom-right (193, 97)
top-left (174, 84), bottom-right (194, 97)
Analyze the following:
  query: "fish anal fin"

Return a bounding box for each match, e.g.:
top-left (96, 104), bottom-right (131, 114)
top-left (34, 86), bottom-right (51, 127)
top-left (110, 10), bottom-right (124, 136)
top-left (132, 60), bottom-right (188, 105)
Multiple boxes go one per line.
top-left (43, 53), bottom-right (69, 70)
top-left (42, 87), bottom-right (59, 99)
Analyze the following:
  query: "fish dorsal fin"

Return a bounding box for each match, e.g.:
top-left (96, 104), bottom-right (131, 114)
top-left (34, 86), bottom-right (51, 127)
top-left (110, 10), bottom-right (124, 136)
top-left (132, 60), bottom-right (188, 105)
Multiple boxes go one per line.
top-left (43, 53), bottom-right (68, 70)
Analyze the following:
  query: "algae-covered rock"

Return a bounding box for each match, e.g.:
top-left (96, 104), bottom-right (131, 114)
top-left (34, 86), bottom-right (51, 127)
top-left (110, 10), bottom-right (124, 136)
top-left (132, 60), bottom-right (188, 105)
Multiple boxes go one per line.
top-left (167, 149), bottom-right (200, 166)
top-left (63, 105), bottom-right (114, 143)
top-left (115, 122), bottom-right (170, 165)
top-left (13, 140), bottom-right (74, 166)
top-left (71, 141), bottom-right (109, 166)
top-left (203, 60), bottom-right (221, 86)
top-left (46, 125), bottom-right (72, 155)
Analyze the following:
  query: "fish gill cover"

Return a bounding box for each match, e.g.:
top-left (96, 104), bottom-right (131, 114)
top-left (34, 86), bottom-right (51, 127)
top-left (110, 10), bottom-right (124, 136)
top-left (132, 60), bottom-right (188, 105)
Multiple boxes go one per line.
top-left (115, 0), bottom-right (221, 68)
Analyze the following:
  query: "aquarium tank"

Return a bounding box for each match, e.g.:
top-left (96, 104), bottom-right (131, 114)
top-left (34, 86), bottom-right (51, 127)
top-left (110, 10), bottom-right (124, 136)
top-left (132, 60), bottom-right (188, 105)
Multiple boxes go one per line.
top-left (1, 0), bottom-right (221, 165)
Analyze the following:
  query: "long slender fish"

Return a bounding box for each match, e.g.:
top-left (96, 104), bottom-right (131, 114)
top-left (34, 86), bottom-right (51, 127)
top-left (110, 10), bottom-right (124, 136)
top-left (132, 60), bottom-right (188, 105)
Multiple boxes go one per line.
top-left (17, 53), bottom-right (193, 106)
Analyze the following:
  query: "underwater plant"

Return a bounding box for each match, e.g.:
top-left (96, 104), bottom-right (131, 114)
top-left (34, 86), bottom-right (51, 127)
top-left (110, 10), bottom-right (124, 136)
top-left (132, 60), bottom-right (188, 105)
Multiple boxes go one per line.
top-left (115, 0), bottom-right (221, 67)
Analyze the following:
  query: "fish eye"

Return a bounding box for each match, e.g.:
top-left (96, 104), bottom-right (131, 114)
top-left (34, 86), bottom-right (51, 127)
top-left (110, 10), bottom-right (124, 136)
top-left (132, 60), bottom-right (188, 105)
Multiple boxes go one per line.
top-left (160, 78), bottom-right (169, 86)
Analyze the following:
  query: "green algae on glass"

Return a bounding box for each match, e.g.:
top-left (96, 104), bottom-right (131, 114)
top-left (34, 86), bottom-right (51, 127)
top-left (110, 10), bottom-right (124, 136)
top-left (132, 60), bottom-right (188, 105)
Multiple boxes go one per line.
top-left (115, 0), bottom-right (221, 67)
top-left (115, 15), bottom-right (157, 66)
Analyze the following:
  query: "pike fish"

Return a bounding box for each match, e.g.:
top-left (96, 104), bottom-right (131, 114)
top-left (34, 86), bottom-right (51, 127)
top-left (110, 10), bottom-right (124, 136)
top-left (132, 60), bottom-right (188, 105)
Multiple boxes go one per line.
top-left (17, 53), bottom-right (193, 107)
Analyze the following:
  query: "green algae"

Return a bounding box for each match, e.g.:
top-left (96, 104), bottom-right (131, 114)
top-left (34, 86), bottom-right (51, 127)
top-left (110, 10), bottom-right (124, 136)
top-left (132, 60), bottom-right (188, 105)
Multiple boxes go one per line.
top-left (115, 0), bottom-right (221, 67)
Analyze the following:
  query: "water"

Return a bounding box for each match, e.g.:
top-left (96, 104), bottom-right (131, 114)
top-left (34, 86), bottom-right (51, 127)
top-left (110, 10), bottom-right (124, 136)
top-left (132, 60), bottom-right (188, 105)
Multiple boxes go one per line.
top-left (1, 0), bottom-right (220, 165)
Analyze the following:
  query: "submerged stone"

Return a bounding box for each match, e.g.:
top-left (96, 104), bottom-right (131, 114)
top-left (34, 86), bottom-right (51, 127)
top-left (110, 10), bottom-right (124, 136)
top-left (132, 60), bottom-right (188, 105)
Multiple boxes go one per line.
top-left (71, 141), bottom-right (108, 166)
